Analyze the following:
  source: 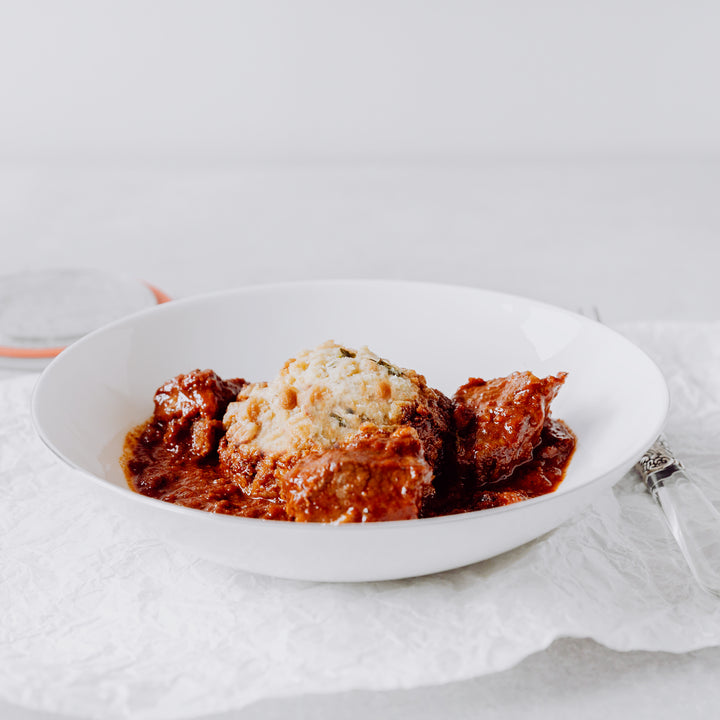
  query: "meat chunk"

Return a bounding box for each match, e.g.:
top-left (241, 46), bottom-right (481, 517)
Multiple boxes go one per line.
top-left (526, 417), bottom-right (576, 469)
top-left (154, 369), bottom-right (245, 424)
top-left (152, 369), bottom-right (245, 457)
top-left (454, 371), bottom-right (566, 485)
top-left (190, 418), bottom-right (224, 458)
top-left (468, 418), bottom-right (576, 511)
top-left (283, 427), bottom-right (433, 523)
top-left (399, 389), bottom-right (455, 478)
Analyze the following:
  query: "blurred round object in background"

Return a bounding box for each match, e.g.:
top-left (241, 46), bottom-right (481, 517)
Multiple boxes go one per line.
top-left (0, 269), bottom-right (170, 370)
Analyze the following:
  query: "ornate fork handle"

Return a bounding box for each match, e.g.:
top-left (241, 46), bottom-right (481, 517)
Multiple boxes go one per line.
top-left (580, 308), bottom-right (720, 597)
top-left (637, 436), bottom-right (720, 597)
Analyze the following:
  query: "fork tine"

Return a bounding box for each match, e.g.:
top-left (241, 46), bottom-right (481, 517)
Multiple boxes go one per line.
top-left (577, 306), bottom-right (603, 322)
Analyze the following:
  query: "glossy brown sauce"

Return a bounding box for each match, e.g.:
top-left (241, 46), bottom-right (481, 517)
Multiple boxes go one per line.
top-left (123, 404), bottom-right (575, 521)
top-left (124, 422), bottom-right (289, 520)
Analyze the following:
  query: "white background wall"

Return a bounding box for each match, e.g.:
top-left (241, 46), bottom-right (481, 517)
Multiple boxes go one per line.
top-left (1, 0), bottom-right (719, 161)
top-left (1, 1), bottom-right (718, 325)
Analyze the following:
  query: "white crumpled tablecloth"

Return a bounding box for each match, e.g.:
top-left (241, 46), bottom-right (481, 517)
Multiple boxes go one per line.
top-left (2, 322), bottom-right (720, 720)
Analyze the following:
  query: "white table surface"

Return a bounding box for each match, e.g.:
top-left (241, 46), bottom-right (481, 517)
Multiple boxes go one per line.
top-left (2, 157), bottom-right (719, 719)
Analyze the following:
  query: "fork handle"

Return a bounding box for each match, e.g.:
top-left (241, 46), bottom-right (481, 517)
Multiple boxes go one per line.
top-left (639, 437), bottom-right (720, 597)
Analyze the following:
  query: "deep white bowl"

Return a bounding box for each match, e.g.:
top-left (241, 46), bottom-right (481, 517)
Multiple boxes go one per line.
top-left (32, 281), bottom-right (669, 582)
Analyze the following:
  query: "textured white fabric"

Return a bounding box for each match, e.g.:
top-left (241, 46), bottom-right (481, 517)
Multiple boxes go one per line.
top-left (2, 322), bottom-right (720, 719)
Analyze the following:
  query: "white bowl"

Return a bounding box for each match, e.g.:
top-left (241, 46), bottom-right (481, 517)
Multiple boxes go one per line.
top-left (32, 280), bottom-right (669, 582)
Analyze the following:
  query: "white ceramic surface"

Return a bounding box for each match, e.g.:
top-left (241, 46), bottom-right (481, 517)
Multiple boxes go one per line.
top-left (32, 280), bottom-right (669, 582)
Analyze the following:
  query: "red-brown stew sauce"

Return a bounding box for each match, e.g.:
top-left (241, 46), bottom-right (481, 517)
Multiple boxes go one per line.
top-left (122, 368), bottom-right (576, 522)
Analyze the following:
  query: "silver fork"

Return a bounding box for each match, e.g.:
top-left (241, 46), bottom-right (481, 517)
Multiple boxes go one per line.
top-left (580, 306), bottom-right (720, 598)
